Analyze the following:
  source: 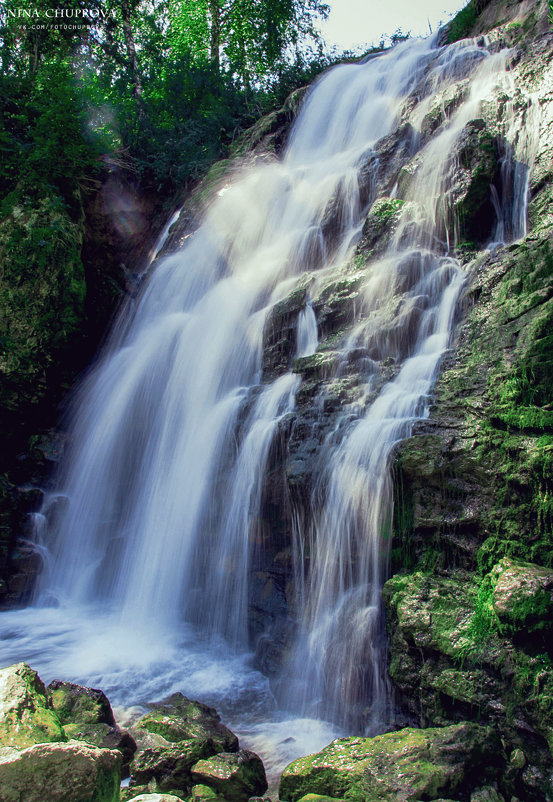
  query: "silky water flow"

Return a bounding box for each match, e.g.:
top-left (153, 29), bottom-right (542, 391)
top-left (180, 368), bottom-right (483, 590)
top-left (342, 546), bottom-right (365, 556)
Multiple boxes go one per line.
top-left (0, 33), bottom-right (537, 777)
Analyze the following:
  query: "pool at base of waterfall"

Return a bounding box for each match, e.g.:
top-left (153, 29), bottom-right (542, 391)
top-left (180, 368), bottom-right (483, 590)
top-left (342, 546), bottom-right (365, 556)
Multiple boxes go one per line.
top-left (0, 604), bottom-right (343, 786)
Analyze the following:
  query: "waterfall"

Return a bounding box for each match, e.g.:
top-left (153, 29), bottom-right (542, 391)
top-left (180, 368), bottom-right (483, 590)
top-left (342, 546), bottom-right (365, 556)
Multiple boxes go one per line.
top-left (0, 30), bottom-right (537, 770)
top-left (278, 41), bottom-right (537, 730)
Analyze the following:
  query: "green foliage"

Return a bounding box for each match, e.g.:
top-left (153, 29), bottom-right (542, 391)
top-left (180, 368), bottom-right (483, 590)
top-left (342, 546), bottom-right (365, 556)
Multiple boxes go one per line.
top-left (0, 0), bottom-right (331, 200)
top-left (0, 0), bottom-right (335, 447)
top-left (466, 574), bottom-right (502, 648)
top-left (0, 187), bottom-right (86, 411)
top-left (447, 0), bottom-right (478, 44)
top-left (374, 198), bottom-right (405, 220)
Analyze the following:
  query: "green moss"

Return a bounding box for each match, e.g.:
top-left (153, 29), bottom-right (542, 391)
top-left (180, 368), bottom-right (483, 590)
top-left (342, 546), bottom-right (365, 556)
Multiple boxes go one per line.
top-left (293, 351), bottom-right (339, 379)
top-left (373, 198), bottom-right (405, 220)
top-left (0, 663), bottom-right (66, 749)
top-left (279, 724), bottom-right (503, 802)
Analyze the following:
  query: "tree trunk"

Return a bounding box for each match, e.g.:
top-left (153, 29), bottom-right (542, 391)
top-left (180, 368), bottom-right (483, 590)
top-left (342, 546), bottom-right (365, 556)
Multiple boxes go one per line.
top-left (121, 0), bottom-right (146, 122)
top-left (209, 0), bottom-right (220, 71)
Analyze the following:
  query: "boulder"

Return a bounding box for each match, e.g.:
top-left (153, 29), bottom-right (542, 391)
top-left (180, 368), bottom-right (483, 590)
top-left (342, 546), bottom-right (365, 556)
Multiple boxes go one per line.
top-left (0, 662), bottom-right (65, 748)
top-left (63, 720), bottom-right (137, 774)
top-left (48, 679), bottom-right (115, 726)
top-left (0, 738), bottom-right (121, 802)
top-left (133, 693), bottom-right (238, 753)
top-left (190, 783), bottom-right (225, 801)
top-left (130, 738), bottom-right (214, 794)
top-left (125, 795), bottom-right (185, 802)
top-left (491, 558), bottom-right (553, 634)
top-left (470, 787), bottom-right (505, 801)
top-left (48, 679), bottom-right (136, 772)
top-left (297, 795), bottom-right (346, 802)
top-left (279, 723), bottom-right (505, 802)
top-left (191, 749), bottom-right (268, 802)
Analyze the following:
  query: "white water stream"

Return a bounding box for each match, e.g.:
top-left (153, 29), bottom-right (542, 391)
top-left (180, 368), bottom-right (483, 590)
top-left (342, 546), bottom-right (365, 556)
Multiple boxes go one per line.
top-left (0, 32), bottom-right (536, 780)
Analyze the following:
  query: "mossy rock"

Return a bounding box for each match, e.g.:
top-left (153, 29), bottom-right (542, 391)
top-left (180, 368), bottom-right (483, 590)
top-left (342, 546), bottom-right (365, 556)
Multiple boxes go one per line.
top-left (189, 783), bottom-right (224, 800)
top-left (130, 739), bottom-right (214, 794)
top-left (62, 721), bottom-right (136, 773)
top-left (293, 351), bottom-right (339, 379)
top-left (48, 678), bottom-right (136, 771)
top-left (191, 749), bottom-right (267, 802)
top-left (297, 795), bottom-right (346, 802)
top-left (0, 662), bottom-right (65, 748)
top-left (134, 693), bottom-right (238, 753)
top-left (361, 197), bottom-right (406, 254)
top-left (124, 794), bottom-right (185, 802)
top-left (382, 571), bottom-right (477, 661)
top-left (279, 723), bottom-right (505, 802)
top-left (125, 794), bottom-right (186, 802)
top-left (490, 557), bottom-right (553, 633)
top-left (48, 679), bottom-right (116, 727)
top-left (470, 787), bottom-right (505, 801)
top-left (0, 738), bottom-right (121, 802)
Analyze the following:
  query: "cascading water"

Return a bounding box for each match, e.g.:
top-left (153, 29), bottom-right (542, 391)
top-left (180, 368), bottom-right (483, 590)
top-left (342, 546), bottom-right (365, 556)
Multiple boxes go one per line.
top-left (0, 30), bottom-right (537, 776)
top-left (279, 38), bottom-right (538, 732)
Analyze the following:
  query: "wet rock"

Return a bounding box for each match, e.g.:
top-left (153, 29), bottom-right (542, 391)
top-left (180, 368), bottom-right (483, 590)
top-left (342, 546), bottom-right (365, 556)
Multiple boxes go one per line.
top-left (490, 557), bottom-right (553, 634)
top-left (133, 693), bottom-right (238, 753)
top-left (0, 662), bottom-right (65, 748)
top-left (48, 679), bottom-right (116, 727)
top-left (5, 545), bottom-right (42, 603)
top-left (362, 197), bottom-right (406, 255)
top-left (189, 782), bottom-right (224, 800)
top-left (0, 739), bottom-right (121, 802)
top-left (263, 285), bottom-right (308, 378)
top-left (383, 569), bottom-right (553, 799)
top-left (130, 739), bottom-right (214, 794)
top-left (296, 795), bottom-right (346, 802)
top-left (49, 678), bottom-right (136, 773)
top-left (313, 271), bottom-right (365, 334)
top-left (125, 795), bottom-right (185, 802)
top-left (279, 723), bottom-right (505, 802)
top-left (470, 786), bottom-right (505, 801)
top-left (191, 749), bottom-right (268, 802)
top-left (66, 721), bottom-right (136, 775)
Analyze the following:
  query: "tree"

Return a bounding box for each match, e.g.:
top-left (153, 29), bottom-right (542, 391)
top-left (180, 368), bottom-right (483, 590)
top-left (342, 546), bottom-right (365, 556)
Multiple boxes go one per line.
top-left (167, 0), bottom-right (329, 87)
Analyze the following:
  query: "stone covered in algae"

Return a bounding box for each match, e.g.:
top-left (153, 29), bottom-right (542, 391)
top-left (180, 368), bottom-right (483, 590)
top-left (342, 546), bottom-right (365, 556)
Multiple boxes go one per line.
top-left (279, 723), bottom-right (505, 802)
top-left (125, 794), bottom-right (186, 802)
top-left (490, 557), bottom-right (553, 633)
top-left (130, 738), bottom-right (214, 794)
top-left (0, 662), bottom-right (65, 748)
top-left (191, 748), bottom-right (268, 802)
top-left (0, 738), bottom-right (121, 802)
top-left (134, 692), bottom-right (238, 753)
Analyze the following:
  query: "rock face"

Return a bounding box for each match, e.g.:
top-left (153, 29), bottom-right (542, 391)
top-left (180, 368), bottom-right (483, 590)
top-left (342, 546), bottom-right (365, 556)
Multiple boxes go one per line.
top-left (279, 723), bottom-right (505, 802)
top-left (0, 663), bottom-right (65, 748)
top-left (380, 7), bottom-right (553, 791)
top-left (0, 739), bottom-right (121, 802)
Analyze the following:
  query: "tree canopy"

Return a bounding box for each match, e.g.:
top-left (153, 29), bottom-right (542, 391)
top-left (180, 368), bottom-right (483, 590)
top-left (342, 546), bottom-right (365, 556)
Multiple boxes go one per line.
top-left (0, 0), bottom-right (330, 200)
